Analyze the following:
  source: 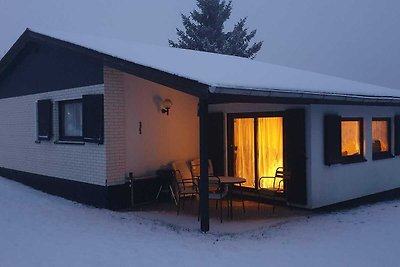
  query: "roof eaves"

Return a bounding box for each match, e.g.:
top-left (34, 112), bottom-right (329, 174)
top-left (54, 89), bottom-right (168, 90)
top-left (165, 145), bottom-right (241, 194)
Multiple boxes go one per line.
top-left (210, 86), bottom-right (400, 105)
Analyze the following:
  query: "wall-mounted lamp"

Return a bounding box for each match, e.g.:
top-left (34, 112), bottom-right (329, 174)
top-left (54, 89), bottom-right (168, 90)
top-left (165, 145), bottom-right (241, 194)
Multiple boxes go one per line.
top-left (161, 98), bottom-right (173, 115)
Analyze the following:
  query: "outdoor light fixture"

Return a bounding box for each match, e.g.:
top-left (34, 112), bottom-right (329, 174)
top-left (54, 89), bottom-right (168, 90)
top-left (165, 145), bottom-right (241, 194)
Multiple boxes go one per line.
top-left (161, 98), bottom-right (173, 115)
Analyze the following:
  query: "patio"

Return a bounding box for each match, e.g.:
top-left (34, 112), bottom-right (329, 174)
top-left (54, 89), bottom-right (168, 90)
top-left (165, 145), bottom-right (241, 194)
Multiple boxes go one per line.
top-left (128, 197), bottom-right (310, 233)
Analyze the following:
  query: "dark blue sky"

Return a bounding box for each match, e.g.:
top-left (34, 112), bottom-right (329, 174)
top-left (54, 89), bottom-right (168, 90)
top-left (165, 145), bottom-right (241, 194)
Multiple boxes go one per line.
top-left (1, 0), bottom-right (399, 89)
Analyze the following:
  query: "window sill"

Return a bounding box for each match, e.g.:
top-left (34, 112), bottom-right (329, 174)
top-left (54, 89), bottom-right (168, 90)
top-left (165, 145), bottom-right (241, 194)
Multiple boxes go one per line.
top-left (372, 152), bottom-right (394, 161)
top-left (341, 155), bottom-right (367, 164)
top-left (35, 137), bottom-right (51, 143)
top-left (54, 140), bottom-right (85, 145)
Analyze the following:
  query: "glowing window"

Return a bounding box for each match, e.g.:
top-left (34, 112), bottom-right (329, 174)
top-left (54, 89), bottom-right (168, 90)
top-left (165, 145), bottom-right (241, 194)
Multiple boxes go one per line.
top-left (341, 119), bottom-right (362, 157)
top-left (372, 119), bottom-right (390, 154)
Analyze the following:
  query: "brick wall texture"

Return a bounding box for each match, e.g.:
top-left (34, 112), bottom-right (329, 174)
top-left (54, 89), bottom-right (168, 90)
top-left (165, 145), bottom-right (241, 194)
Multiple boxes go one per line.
top-left (0, 84), bottom-right (106, 185)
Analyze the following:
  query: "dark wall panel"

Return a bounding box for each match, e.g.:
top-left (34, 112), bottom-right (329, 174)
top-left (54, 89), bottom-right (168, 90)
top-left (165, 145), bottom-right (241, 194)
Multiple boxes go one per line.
top-left (0, 167), bottom-right (131, 210)
top-left (284, 108), bottom-right (307, 205)
top-left (0, 41), bottom-right (103, 99)
top-left (208, 113), bottom-right (225, 176)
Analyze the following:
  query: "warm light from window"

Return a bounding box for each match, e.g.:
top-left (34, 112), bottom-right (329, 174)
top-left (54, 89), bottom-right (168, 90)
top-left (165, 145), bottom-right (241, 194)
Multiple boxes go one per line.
top-left (341, 121), bottom-right (361, 157)
top-left (234, 118), bottom-right (255, 187)
top-left (372, 120), bottom-right (389, 153)
top-left (258, 117), bottom-right (283, 189)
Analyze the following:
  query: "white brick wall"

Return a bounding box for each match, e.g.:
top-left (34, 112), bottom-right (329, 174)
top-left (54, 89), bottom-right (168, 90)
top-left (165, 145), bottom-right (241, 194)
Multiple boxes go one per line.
top-left (104, 66), bottom-right (126, 185)
top-left (0, 84), bottom-right (107, 185)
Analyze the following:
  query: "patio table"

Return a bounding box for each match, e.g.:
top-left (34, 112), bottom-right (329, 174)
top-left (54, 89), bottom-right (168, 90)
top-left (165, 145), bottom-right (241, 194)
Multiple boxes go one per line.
top-left (209, 176), bottom-right (246, 218)
top-left (210, 176), bottom-right (246, 184)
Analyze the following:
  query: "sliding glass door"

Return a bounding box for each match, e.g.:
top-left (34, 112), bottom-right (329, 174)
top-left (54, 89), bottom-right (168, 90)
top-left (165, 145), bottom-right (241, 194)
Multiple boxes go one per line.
top-left (231, 114), bottom-right (283, 189)
top-left (233, 118), bottom-right (255, 187)
top-left (257, 117), bottom-right (283, 189)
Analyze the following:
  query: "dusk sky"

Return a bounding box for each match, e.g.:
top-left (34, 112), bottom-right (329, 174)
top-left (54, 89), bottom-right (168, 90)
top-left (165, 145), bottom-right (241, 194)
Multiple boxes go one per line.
top-left (1, 0), bottom-right (399, 89)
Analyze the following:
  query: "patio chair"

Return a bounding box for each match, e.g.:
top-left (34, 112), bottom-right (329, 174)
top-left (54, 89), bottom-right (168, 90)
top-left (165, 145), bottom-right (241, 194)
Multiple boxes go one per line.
top-left (190, 158), bottom-right (229, 223)
top-left (257, 167), bottom-right (291, 213)
top-left (171, 160), bottom-right (199, 215)
top-left (189, 158), bottom-right (215, 180)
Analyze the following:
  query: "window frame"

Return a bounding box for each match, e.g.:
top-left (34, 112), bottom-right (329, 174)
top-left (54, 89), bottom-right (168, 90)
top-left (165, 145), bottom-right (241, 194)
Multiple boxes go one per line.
top-left (340, 117), bottom-right (365, 164)
top-left (372, 117), bottom-right (393, 160)
top-left (58, 99), bottom-right (83, 142)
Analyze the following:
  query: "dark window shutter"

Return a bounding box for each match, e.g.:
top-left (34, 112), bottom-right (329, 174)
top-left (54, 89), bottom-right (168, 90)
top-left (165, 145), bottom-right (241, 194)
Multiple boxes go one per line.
top-left (324, 114), bottom-right (342, 165)
top-left (37, 99), bottom-right (52, 140)
top-left (284, 108), bottom-right (307, 205)
top-left (208, 113), bottom-right (225, 176)
top-left (83, 94), bottom-right (104, 144)
top-left (395, 115), bottom-right (400, 155)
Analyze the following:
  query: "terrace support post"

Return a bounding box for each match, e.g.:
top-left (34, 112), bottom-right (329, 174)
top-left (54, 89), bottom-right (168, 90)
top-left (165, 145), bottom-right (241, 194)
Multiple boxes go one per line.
top-left (199, 97), bottom-right (210, 232)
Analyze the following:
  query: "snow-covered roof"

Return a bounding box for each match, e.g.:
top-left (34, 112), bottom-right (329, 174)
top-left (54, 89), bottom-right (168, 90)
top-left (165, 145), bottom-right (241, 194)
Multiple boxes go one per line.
top-left (19, 29), bottom-right (400, 102)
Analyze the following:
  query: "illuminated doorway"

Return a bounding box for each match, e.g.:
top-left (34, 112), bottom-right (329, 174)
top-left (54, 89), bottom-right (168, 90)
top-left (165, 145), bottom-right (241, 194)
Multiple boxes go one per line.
top-left (229, 114), bottom-right (284, 189)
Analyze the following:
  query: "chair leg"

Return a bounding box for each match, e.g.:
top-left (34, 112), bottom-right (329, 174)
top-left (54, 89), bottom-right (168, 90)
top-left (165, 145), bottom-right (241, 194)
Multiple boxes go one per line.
top-left (226, 199), bottom-right (230, 218)
top-left (216, 199), bottom-right (218, 210)
top-left (229, 198), bottom-right (233, 219)
top-left (240, 184), bottom-right (245, 214)
top-left (155, 185), bottom-right (163, 200)
top-left (177, 197), bottom-right (180, 215)
top-left (272, 194), bottom-right (276, 214)
top-left (220, 199), bottom-right (223, 223)
top-left (169, 185), bottom-right (177, 206)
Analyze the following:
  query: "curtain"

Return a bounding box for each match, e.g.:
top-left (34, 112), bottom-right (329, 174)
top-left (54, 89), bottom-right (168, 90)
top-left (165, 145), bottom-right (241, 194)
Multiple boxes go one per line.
top-left (372, 120), bottom-right (389, 152)
top-left (64, 102), bottom-right (83, 136)
top-left (258, 117), bottom-right (283, 189)
top-left (234, 118), bottom-right (255, 187)
top-left (341, 121), bottom-right (360, 156)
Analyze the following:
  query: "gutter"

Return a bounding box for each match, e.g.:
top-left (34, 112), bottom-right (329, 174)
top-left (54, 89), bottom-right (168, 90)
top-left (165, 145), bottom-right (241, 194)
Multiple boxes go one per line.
top-left (209, 86), bottom-right (400, 105)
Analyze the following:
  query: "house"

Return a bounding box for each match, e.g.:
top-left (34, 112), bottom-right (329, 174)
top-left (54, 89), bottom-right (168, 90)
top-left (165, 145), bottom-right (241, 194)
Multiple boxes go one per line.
top-left (1, 28), bottom-right (400, 231)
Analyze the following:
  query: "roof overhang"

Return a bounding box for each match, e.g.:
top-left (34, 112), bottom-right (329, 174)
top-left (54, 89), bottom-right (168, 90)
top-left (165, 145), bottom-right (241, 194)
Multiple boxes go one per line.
top-left (1, 29), bottom-right (400, 106)
top-left (208, 86), bottom-right (400, 106)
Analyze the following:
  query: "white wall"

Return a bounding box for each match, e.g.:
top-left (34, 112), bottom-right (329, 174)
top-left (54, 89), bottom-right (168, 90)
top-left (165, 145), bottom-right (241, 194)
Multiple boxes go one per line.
top-left (309, 104), bottom-right (400, 208)
top-left (0, 85), bottom-right (107, 185)
top-left (124, 72), bottom-right (200, 176)
top-left (104, 67), bottom-right (200, 180)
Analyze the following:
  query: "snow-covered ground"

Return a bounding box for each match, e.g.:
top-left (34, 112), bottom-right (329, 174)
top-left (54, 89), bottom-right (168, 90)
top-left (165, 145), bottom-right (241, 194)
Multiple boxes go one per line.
top-left (1, 176), bottom-right (399, 267)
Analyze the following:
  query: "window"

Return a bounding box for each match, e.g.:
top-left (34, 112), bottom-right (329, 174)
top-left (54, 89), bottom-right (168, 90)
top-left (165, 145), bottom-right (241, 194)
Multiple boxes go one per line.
top-left (341, 119), bottom-right (363, 157)
top-left (59, 99), bottom-right (83, 141)
top-left (57, 95), bottom-right (104, 144)
top-left (324, 115), bottom-right (366, 165)
top-left (372, 118), bottom-right (392, 159)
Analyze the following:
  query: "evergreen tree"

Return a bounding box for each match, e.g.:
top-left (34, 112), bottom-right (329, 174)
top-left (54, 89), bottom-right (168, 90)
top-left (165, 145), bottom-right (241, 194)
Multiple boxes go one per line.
top-left (169, 0), bottom-right (263, 59)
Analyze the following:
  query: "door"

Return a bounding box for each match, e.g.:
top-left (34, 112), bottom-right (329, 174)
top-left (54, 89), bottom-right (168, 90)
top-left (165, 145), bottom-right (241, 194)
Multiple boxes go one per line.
top-left (229, 114), bottom-right (284, 189)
